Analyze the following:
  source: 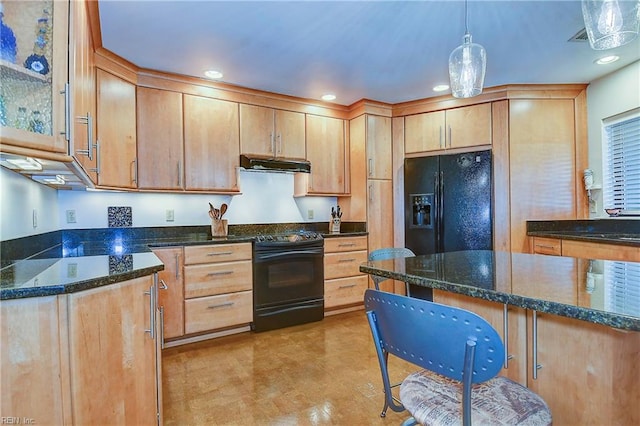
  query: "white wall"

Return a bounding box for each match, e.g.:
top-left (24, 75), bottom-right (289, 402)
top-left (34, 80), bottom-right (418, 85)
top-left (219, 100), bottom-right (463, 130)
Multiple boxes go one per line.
top-left (56, 170), bottom-right (336, 229)
top-left (0, 167), bottom-right (59, 240)
top-left (586, 60), bottom-right (640, 218)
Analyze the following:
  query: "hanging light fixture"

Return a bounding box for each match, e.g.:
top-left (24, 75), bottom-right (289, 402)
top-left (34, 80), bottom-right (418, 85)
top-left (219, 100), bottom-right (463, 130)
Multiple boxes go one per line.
top-left (448, 0), bottom-right (486, 98)
top-left (581, 0), bottom-right (640, 50)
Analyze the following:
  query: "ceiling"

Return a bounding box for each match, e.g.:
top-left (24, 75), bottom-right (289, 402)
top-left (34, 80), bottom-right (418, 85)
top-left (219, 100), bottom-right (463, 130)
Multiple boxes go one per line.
top-left (98, 0), bottom-right (640, 106)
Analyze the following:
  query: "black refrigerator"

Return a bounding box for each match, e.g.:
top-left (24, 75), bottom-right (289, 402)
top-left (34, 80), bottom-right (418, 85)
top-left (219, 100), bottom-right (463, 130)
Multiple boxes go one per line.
top-left (404, 150), bottom-right (493, 298)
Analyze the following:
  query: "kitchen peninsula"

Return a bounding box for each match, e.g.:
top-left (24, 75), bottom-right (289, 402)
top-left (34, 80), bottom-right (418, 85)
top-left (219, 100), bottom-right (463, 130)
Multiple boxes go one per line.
top-left (361, 250), bottom-right (640, 425)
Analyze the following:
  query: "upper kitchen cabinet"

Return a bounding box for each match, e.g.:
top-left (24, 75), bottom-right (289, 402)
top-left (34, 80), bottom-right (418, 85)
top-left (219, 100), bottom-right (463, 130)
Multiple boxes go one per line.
top-left (184, 94), bottom-right (240, 192)
top-left (0, 0), bottom-right (68, 154)
top-left (95, 68), bottom-right (137, 189)
top-left (405, 103), bottom-right (491, 154)
top-left (366, 115), bottom-right (392, 179)
top-left (301, 114), bottom-right (349, 195)
top-left (69, 0), bottom-right (97, 182)
top-left (239, 104), bottom-right (305, 159)
top-left (136, 87), bottom-right (184, 190)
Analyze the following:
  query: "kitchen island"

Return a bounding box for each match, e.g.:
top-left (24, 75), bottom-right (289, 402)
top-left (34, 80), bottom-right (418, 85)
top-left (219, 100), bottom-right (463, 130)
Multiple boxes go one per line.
top-left (361, 250), bottom-right (639, 425)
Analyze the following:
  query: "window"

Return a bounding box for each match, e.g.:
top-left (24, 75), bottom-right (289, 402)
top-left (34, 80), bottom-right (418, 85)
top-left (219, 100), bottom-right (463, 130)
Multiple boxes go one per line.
top-left (603, 261), bottom-right (639, 317)
top-left (602, 108), bottom-right (640, 212)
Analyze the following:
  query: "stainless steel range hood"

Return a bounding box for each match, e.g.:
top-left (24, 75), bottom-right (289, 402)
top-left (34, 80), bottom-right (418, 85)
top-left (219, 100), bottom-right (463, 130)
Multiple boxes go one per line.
top-left (240, 154), bottom-right (311, 173)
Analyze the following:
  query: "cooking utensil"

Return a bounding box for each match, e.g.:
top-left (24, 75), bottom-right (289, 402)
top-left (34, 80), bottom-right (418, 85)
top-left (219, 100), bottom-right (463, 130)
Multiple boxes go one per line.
top-left (220, 203), bottom-right (228, 218)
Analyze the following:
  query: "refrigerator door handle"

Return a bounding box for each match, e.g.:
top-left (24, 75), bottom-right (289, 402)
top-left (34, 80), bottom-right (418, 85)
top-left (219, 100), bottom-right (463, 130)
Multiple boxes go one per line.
top-left (434, 171), bottom-right (441, 252)
top-left (438, 171), bottom-right (444, 252)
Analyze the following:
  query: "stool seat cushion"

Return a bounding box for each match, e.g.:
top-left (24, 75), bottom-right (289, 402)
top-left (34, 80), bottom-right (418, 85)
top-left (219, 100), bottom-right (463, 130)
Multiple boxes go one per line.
top-left (400, 369), bottom-right (552, 426)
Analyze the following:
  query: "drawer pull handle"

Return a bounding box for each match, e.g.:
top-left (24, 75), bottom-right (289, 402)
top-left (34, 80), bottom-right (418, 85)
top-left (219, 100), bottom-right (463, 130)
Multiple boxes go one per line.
top-left (536, 244), bottom-right (556, 249)
top-left (207, 251), bottom-right (233, 256)
top-left (338, 258), bottom-right (356, 263)
top-left (338, 243), bottom-right (356, 247)
top-left (339, 284), bottom-right (357, 289)
top-left (207, 302), bottom-right (234, 310)
top-left (207, 271), bottom-right (233, 276)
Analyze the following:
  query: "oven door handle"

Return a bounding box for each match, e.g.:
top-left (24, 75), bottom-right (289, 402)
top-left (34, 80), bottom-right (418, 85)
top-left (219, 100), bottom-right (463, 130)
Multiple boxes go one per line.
top-left (256, 250), bottom-right (322, 260)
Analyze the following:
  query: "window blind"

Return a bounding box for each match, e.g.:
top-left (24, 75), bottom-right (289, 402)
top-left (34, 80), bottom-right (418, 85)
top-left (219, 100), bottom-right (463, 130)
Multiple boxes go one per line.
top-left (602, 110), bottom-right (640, 212)
top-left (604, 261), bottom-right (640, 316)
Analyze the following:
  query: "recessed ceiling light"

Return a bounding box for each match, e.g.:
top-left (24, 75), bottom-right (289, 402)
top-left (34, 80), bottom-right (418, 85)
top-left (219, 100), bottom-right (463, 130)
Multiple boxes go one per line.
top-left (321, 94), bottom-right (336, 101)
top-left (595, 55), bottom-right (620, 65)
top-left (204, 70), bottom-right (223, 79)
top-left (433, 84), bottom-right (450, 92)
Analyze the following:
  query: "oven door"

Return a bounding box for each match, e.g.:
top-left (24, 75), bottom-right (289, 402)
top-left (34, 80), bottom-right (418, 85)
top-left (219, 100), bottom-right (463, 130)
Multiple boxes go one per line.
top-left (253, 244), bottom-right (324, 308)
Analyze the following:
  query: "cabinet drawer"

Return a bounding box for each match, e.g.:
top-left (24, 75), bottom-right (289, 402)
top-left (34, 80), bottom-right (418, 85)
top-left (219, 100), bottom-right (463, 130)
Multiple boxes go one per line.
top-left (531, 237), bottom-right (562, 256)
top-left (324, 236), bottom-right (368, 253)
top-left (184, 291), bottom-right (253, 334)
top-left (325, 276), bottom-right (369, 309)
top-left (184, 243), bottom-right (252, 265)
top-left (184, 261), bottom-right (252, 298)
top-left (324, 250), bottom-right (368, 280)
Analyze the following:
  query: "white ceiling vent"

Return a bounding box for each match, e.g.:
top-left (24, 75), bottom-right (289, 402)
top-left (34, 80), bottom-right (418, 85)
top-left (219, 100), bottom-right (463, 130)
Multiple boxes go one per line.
top-left (569, 28), bottom-right (589, 42)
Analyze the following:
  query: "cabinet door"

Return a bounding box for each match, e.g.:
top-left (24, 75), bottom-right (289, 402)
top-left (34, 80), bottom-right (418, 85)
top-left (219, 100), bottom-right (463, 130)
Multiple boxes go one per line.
top-left (68, 276), bottom-right (158, 425)
top-left (184, 95), bottom-right (240, 191)
top-left (239, 104), bottom-right (274, 156)
top-left (432, 290), bottom-right (526, 385)
top-left (528, 312), bottom-right (640, 425)
top-left (509, 99), bottom-right (577, 252)
top-left (0, 1), bottom-right (68, 153)
top-left (96, 69), bottom-right (137, 188)
top-left (70, 0), bottom-right (97, 182)
top-left (404, 110), bottom-right (445, 153)
top-left (367, 179), bottom-right (393, 253)
top-left (1, 296), bottom-right (67, 425)
top-left (306, 114), bottom-right (347, 194)
top-left (153, 247), bottom-right (184, 340)
top-left (445, 103), bottom-right (492, 149)
top-left (137, 87), bottom-right (184, 189)
top-left (366, 115), bottom-right (392, 179)
top-left (274, 109), bottom-right (305, 159)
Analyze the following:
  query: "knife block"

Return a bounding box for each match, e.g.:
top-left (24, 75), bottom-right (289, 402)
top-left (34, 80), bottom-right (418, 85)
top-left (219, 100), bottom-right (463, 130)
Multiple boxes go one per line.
top-left (329, 218), bottom-right (341, 234)
top-left (211, 219), bottom-right (228, 237)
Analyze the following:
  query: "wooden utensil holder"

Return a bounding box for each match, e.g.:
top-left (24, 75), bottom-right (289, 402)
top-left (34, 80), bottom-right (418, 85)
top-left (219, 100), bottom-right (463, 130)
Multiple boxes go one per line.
top-left (211, 219), bottom-right (228, 237)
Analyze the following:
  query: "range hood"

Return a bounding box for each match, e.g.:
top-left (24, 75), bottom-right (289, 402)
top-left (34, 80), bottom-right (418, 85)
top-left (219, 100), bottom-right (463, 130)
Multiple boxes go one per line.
top-left (240, 154), bottom-right (311, 173)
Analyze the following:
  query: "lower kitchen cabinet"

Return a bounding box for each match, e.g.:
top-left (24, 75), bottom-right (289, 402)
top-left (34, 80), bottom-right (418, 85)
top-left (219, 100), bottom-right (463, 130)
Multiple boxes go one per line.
top-left (67, 275), bottom-right (161, 425)
top-left (183, 243), bottom-right (253, 335)
top-left (323, 236), bottom-right (369, 313)
top-left (152, 247), bottom-right (185, 340)
top-left (434, 289), bottom-right (640, 425)
top-left (0, 296), bottom-right (69, 425)
top-left (531, 236), bottom-right (640, 262)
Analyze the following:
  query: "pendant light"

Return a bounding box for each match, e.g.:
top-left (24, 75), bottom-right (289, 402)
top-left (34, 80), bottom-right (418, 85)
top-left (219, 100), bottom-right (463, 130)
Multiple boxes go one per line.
top-left (581, 0), bottom-right (640, 50)
top-left (448, 0), bottom-right (486, 98)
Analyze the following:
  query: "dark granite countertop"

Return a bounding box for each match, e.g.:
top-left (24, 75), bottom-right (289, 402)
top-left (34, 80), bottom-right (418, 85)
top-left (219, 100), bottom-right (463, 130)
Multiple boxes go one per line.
top-left (527, 219), bottom-right (640, 247)
top-left (360, 250), bottom-right (640, 331)
top-left (1, 223), bottom-right (367, 300)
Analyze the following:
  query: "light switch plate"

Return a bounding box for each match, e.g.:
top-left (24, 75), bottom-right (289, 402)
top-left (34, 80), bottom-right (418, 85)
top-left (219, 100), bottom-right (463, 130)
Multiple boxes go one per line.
top-left (66, 209), bottom-right (77, 223)
top-left (166, 209), bottom-right (175, 222)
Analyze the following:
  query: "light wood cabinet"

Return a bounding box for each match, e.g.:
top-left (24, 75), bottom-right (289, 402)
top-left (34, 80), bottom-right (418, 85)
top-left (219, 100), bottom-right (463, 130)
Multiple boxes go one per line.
top-left (96, 68), bottom-right (137, 188)
top-left (509, 99), bottom-right (578, 253)
top-left (404, 103), bottom-right (491, 154)
top-left (561, 239), bottom-right (640, 262)
top-left (183, 243), bottom-right (253, 334)
top-left (0, 1), bottom-right (68, 154)
top-left (366, 115), bottom-right (392, 179)
top-left (367, 180), bottom-right (393, 255)
top-left (67, 275), bottom-right (160, 425)
top-left (324, 236), bottom-right (369, 312)
top-left (239, 104), bottom-right (305, 159)
top-left (184, 95), bottom-right (240, 191)
top-left (0, 296), bottom-right (69, 425)
top-left (530, 236), bottom-right (562, 256)
top-left (136, 87), bottom-right (184, 190)
top-left (153, 247), bottom-right (185, 340)
top-left (304, 114), bottom-right (348, 194)
top-left (527, 312), bottom-right (639, 425)
top-left (70, 0), bottom-right (97, 182)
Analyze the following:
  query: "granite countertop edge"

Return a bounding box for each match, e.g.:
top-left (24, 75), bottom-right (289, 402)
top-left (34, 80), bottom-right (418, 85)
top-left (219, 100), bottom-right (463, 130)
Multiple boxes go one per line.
top-left (527, 231), bottom-right (640, 247)
top-left (360, 264), bottom-right (640, 332)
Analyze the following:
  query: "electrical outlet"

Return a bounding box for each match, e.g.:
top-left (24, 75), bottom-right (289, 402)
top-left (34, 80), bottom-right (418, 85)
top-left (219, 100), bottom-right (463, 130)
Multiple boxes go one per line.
top-left (66, 209), bottom-right (77, 223)
top-left (166, 209), bottom-right (175, 222)
top-left (67, 263), bottom-right (78, 278)
top-left (307, 209), bottom-right (314, 220)
top-left (589, 198), bottom-right (597, 214)
top-left (32, 209), bottom-right (37, 228)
